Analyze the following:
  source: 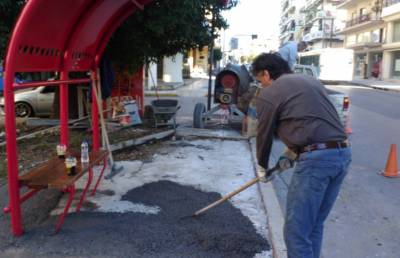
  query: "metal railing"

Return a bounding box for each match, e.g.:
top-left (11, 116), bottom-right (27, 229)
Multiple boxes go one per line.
top-left (345, 13), bottom-right (373, 28)
top-left (384, 0), bottom-right (400, 7)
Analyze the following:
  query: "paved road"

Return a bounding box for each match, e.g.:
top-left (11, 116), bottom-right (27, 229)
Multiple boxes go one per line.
top-left (271, 85), bottom-right (400, 258)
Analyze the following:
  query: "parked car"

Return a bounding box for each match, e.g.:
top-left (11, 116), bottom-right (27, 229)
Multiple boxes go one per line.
top-left (0, 86), bottom-right (55, 117)
top-left (293, 64), bottom-right (319, 78)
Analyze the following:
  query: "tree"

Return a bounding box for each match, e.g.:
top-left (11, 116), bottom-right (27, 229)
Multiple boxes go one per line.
top-left (0, 0), bottom-right (25, 61)
top-left (106, 0), bottom-right (237, 72)
top-left (1, 0), bottom-right (236, 70)
top-left (213, 48), bottom-right (223, 62)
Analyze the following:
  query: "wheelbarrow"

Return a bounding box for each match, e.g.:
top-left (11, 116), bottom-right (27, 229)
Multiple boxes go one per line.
top-left (144, 99), bottom-right (180, 128)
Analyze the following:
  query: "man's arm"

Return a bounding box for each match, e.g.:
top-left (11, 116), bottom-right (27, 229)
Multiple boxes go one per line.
top-left (256, 97), bottom-right (277, 169)
top-left (288, 43), bottom-right (298, 67)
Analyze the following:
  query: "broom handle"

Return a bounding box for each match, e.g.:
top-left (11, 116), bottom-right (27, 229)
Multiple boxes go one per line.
top-left (92, 70), bottom-right (114, 166)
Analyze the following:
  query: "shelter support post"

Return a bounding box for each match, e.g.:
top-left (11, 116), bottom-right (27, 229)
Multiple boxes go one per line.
top-left (60, 72), bottom-right (69, 147)
top-left (4, 72), bottom-right (23, 236)
top-left (91, 70), bottom-right (100, 150)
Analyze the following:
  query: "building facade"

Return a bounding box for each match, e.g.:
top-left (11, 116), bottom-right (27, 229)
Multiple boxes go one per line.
top-left (301, 0), bottom-right (346, 50)
top-left (337, 0), bottom-right (385, 79)
top-left (381, 0), bottom-right (400, 80)
top-left (280, 0), bottom-right (306, 44)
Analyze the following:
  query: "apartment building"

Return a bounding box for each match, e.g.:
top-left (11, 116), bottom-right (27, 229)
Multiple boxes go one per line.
top-left (280, 0), bottom-right (306, 44)
top-left (381, 0), bottom-right (400, 80)
top-left (301, 0), bottom-right (345, 50)
top-left (337, 0), bottom-right (386, 79)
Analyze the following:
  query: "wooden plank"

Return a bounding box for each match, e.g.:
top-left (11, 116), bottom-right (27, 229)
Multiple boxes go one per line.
top-left (50, 150), bottom-right (107, 189)
top-left (19, 150), bottom-right (108, 190)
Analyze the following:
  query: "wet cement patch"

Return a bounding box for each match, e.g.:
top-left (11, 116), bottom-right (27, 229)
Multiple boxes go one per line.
top-left (0, 181), bottom-right (269, 258)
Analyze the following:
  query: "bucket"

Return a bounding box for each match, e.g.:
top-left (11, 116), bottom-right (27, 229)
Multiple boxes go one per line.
top-left (121, 100), bottom-right (142, 126)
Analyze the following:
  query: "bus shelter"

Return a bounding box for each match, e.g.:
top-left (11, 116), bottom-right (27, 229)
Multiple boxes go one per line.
top-left (2, 0), bottom-right (153, 236)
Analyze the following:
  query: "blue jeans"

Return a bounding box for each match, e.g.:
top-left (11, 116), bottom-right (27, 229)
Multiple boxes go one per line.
top-left (284, 147), bottom-right (351, 258)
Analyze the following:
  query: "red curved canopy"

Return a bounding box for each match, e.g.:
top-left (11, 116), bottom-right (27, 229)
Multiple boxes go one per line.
top-left (5, 0), bottom-right (152, 73)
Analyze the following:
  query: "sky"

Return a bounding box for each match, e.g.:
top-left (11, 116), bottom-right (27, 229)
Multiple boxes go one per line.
top-left (222, 0), bottom-right (280, 49)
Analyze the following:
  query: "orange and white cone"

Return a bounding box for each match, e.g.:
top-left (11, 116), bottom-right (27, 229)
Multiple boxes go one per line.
top-left (380, 144), bottom-right (399, 178)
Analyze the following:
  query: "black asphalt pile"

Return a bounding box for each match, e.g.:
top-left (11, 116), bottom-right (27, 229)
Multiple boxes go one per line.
top-left (0, 181), bottom-right (269, 258)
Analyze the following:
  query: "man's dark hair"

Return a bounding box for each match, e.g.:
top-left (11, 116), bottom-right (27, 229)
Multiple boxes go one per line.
top-left (251, 53), bottom-right (292, 80)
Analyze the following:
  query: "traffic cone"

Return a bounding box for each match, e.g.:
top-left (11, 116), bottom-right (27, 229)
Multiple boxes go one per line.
top-left (380, 144), bottom-right (399, 178)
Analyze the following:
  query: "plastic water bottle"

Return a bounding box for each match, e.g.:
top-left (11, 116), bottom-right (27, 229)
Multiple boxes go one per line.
top-left (81, 140), bottom-right (89, 163)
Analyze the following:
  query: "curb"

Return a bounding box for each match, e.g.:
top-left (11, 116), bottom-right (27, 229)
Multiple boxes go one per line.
top-left (110, 130), bottom-right (175, 152)
top-left (248, 139), bottom-right (287, 258)
top-left (176, 128), bottom-right (249, 141)
top-left (144, 92), bottom-right (179, 97)
top-left (321, 80), bottom-right (400, 93)
top-left (352, 83), bottom-right (400, 93)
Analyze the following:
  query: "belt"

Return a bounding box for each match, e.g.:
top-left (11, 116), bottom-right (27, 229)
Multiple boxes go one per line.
top-left (295, 140), bottom-right (349, 154)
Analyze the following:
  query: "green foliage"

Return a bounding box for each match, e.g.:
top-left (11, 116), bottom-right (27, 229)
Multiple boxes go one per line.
top-left (213, 48), bottom-right (223, 62)
top-left (0, 0), bottom-right (25, 61)
top-left (0, 0), bottom-right (236, 72)
top-left (107, 0), bottom-right (236, 72)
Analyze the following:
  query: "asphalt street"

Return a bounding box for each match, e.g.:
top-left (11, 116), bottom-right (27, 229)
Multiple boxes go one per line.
top-left (271, 85), bottom-right (400, 258)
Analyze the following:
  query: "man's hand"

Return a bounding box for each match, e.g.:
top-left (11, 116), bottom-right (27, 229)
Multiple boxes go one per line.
top-left (256, 165), bottom-right (268, 183)
top-left (277, 148), bottom-right (297, 171)
top-left (277, 156), bottom-right (294, 171)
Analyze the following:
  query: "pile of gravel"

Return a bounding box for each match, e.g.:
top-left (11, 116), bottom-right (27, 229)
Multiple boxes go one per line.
top-left (1, 181), bottom-right (269, 258)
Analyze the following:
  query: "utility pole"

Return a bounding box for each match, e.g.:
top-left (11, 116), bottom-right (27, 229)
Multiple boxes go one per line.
top-left (329, 17), bottom-right (334, 48)
top-left (207, 6), bottom-right (216, 111)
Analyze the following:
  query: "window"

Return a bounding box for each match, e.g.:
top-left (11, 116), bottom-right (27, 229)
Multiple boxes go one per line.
top-left (393, 21), bottom-right (400, 42)
top-left (371, 29), bottom-right (381, 43)
top-left (357, 31), bottom-right (370, 43)
top-left (391, 51), bottom-right (400, 78)
top-left (294, 68), bottom-right (303, 74)
top-left (305, 68), bottom-right (314, 77)
top-left (41, 86), bottom-right (56, 94)
top-left (347, 34), bottom-right (357, 45)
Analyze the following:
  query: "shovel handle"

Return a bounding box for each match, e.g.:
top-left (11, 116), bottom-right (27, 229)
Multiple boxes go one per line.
top-left (193, 166), bottom-right (278, 217)
top-left (193, 177), bottom-right (260, 216)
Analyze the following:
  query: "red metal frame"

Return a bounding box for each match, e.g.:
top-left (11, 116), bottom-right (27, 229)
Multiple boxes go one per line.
top-left (3, 0), bottom-right (153, 236)
top-left (13, 78), bottom-right (91, 89)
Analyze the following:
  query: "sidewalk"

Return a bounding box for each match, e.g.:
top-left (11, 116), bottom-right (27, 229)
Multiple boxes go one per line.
top-left (351, 79), bottom-right (400, 92)
top-left (144, 77), bottom-right (201, 97)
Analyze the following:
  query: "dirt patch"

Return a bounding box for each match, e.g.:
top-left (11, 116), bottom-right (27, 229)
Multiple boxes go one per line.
top-left (113, 140), bottom-right (165, 162)
top-left (1, 181), bottom-right (269, 258)
top-left (0, 126), bottom-right (170, 178)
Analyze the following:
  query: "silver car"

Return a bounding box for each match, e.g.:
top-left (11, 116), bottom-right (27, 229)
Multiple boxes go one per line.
top-left (293, 64), bottom-right (319, 78)
top-left (0, 86), bottom-right (55, 117)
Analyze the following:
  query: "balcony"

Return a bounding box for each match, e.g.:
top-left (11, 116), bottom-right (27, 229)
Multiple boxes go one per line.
top-left (305, 0), bottom-right (322, 10)
top-left (385, 0), bottom-right (400, 7)
top-left (382, 0), bottom-right (400, 18)
top-left (337, 0), bottom-right (358, 9)
top-left (338, 13), bottom-right (384, 34)
top-left (346, 13), bottom-right (373, 27)
top-left (303, 30), bottom-right (343, 42)
top-left (282, 0), bottom-right (296, 15)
